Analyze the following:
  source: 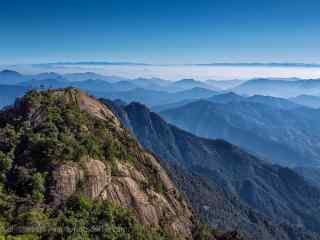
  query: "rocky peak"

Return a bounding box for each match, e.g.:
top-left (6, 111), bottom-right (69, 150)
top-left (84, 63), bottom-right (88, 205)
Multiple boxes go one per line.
top-left (51, 88), bottom-right (120, 123)
top-left (0, 88), bottom-right (195, 239)
top-left (0, 69), bottom-right (21, 76)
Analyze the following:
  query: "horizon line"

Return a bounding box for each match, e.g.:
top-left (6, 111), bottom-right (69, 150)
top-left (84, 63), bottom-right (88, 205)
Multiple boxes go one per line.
top-left (33, 61), bottom-right (320, 68)
top-left (2, 61), bottom-right (320, 68)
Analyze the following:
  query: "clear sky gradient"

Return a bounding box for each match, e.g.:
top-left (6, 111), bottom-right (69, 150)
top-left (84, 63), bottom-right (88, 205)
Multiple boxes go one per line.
top-left (1, 0), bottom-right (320, 64)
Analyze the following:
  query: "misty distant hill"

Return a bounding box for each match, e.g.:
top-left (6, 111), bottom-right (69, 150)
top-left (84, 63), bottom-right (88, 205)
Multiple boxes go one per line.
top-left (160, 99), bottom-right (320, 167)
top-left (207, 92), bottom-right (245, 103)
top-left (152, 99), bottom-right (196, 112)
top-left (152, 92), bottom-right (245, 112)
top-left (0, 70), bottom-right (25, 84)
top-left (0, 84), bottom-right (28, 109)
top-left (96, 87), bottom-right (219, 106)
top-left (290, 95), bottom-right (320, 108)
top-left (153, 92), bottom-right (300, 112)
top-left (232, 78), bottom-right (320, 97)
top-left (131, 77), bottom-right (171, 88)
top-left (205, 80), bottom-right (245, 90)
top-left (245, 95), bottom-right (301, 110)
top-left (63, 72), bottom-right (126, 82)
top-left (208, 93), bottom-right (300, 110)
top-left (171, 78), bottom-right (220, 91)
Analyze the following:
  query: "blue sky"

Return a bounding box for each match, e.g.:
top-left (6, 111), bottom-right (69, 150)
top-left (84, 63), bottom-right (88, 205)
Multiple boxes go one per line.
top-left (1, 0), bottom-right (320, 64)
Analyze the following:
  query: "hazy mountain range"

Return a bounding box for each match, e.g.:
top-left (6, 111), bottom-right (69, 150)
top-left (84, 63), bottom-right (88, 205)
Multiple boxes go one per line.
top-left (102, 99), bottom-right (320, 240)
top-left (231, 78), bottom-right (320, 98)
top-left (3, 69), bottom-right (320, 101)
top-left (159, 95), bottom-right (320, 167)
top-left (290, 95), bottom-right (320, 108)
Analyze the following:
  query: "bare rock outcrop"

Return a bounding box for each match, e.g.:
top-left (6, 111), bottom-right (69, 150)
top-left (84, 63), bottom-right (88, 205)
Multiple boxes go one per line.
top-left (102, 160), bottom-right (193, 239)
top-left (51, 159), bottom-right (110, 203)
top-left (53, 88), bottom-right (121, 127)
top-left (51, 156), bottom-right (193, 239)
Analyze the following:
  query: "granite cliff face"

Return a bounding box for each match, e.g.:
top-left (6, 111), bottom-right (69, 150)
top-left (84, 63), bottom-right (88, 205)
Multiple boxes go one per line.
top-left (0, 88), bottom-right (196, 239)
top-left (50, 155), bottom-right (193, 238)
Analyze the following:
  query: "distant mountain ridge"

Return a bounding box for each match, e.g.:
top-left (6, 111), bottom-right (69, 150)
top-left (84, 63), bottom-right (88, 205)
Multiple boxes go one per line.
top-left (171, 78), bottom-right (220, 91)
top-left (160, 99), bottom-right (320, 167)
top-left (153, 92), bottom-right (301, 112)
top-left (95, 87), bottom-right (219, 106)
top-left (0, 70), bottom-right (128, 85)
top-left (3, 70), bottom-right (320, 100)
top-left (290, 95), bottom-right (320, 108)
top-left (232, 78), bottom-right (320, 97)
top-left (0, 70), bottom-right (25, 84)
top-left (0, 71), bottom-right (222, 109)
top-left (205, 80), bottom-right (245, 90)
top-left (0, 84), bottom-right (28, 109)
